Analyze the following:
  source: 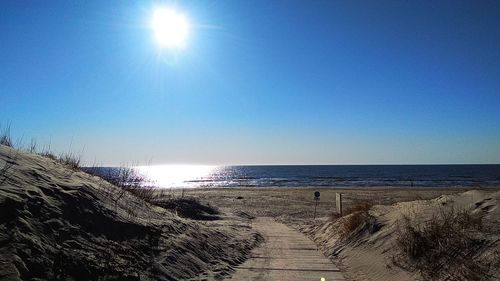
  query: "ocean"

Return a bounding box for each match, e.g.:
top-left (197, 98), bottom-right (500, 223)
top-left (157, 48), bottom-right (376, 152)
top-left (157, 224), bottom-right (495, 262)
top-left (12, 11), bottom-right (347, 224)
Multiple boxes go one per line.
top-left (92, 164), bottom-right (500, 189)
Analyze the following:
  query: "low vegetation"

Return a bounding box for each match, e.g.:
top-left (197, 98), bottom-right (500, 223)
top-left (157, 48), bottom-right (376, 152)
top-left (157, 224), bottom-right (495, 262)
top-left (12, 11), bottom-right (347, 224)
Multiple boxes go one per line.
top-left (0, 125), bottom-right (83, 171)
top-left (82, 166), bottom-right (212, 221)
top-left (329, 200), bottom-right (376, 240)
top-left (394, 207), bottom-right (498, 280)
top-left (0, 125), bottom-right (13, 147)
top-left (155, 197), bottom-right (220, 220)
top-left (57, 152), bottom-right (82, 171)
top-left (0, 125), bottom-right (161, 214)
top-left (83, 166), bottom-right (160, 203)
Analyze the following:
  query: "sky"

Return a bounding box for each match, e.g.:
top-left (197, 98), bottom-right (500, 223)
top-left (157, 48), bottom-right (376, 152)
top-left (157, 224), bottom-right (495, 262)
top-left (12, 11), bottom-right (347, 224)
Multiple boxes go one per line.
top-left (0, 0), bottom-right (499, 165)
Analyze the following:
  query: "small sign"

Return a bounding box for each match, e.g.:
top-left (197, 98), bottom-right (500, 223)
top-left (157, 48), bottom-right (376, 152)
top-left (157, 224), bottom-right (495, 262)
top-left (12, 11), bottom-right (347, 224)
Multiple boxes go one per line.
top-left (313, 191), bottom-right (320, 219)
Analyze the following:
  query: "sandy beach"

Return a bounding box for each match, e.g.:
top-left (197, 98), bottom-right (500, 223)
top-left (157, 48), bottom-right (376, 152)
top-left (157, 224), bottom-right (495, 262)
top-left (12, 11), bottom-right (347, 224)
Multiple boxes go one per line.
top-left (184, 186), bottom-right (492, 218)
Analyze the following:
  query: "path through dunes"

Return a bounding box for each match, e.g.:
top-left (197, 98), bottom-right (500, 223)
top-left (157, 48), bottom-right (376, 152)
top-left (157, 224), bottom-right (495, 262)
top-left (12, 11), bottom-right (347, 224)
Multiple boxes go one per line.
top-left (225, 217), bottom-right (345, 281)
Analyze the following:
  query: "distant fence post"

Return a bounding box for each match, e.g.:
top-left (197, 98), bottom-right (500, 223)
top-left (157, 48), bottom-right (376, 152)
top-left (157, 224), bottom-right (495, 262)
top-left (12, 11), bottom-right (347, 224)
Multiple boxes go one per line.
top-left (336, 193), bottom-right (342, 216)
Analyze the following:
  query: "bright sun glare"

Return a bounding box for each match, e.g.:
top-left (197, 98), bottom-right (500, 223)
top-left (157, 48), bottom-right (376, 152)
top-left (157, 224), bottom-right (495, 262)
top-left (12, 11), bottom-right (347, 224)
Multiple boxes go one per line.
top-left (152, 8), bottom-right (189, 49)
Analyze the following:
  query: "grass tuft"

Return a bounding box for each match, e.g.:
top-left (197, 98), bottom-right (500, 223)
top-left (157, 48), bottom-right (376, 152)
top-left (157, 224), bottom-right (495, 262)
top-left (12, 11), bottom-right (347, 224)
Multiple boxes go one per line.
top-left (29, 138), bottom-right (37, 153)
top-left (334, 200), bottom-right (376, 240)
top-left (338, 210), bottom-right (374, 239)
top-left (40, 151), bottom-right (58, 161)
top-left (0, 124), bottom-right (13, 147)
top-left (155, 197), bottom-right (220, 220)
top-left (57, 153), bottom-right (82, 171)
top-left (393, 207), bottom-right (497, 280)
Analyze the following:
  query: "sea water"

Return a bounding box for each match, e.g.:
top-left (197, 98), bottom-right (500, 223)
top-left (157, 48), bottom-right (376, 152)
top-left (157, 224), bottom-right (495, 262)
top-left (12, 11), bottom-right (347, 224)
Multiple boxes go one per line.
top-left (96, 164), bottom-right (500, 189)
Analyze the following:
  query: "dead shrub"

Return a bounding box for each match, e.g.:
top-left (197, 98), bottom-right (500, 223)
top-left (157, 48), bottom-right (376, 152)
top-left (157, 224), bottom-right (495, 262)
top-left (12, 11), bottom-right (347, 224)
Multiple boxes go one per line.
top-left (394, 207), bottom-right (496, 280)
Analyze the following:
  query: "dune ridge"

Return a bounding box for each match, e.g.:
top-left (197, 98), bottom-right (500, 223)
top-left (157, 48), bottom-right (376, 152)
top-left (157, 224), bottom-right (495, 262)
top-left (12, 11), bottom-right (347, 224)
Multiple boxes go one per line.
top-left (288, 190), bottom-right (500, 281)
top-left (0, 145), bottom-right (262, 280)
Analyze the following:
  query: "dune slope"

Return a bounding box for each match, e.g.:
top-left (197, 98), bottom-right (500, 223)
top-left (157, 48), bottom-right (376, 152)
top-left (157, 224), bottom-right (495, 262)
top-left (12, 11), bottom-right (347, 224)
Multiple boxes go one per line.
top-left (291, 189), bottom-right (500, 281)
top-left (0, 145), bottom-right (261, 280)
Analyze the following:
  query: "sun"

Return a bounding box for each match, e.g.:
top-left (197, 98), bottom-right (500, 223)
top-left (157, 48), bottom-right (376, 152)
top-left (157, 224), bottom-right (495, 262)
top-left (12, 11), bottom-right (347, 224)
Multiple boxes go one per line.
top-left (152, 8), bottom-right (189, 49)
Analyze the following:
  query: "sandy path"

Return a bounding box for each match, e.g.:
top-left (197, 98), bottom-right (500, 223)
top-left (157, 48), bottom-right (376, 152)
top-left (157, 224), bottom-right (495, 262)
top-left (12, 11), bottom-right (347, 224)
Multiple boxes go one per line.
top-left (225, 217), bottom-right (345, 281)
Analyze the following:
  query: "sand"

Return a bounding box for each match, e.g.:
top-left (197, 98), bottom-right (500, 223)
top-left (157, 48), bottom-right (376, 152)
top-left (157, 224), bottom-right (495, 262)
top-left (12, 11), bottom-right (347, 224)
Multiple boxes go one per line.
top-left (292, 190), bottom-right (500, 281)
top-left (189, 187), bottom-right (500, 280)
top-left (0, 145), bottom-right (262, 280)
top-left (185, 187), bottom-right (485, 219)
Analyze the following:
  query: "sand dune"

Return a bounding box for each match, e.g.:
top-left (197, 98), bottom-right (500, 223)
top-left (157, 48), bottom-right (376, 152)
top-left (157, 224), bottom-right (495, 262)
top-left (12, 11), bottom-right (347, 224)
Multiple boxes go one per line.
top-left (290, 190), bottom-right (500, 281)
top-left (0, 145), bottom-right (262, 280)
top-left (189, 187), bottom-right (499, 280)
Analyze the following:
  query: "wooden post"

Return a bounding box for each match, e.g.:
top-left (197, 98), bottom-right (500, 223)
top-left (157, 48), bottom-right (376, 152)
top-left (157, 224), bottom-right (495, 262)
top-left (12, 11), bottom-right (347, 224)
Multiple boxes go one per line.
top-left (336, 193), bottom-right (342, 216)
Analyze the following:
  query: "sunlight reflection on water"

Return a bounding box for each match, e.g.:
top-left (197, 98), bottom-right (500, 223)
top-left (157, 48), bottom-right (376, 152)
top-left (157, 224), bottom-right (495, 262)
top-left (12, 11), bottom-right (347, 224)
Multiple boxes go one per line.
top-left (135, 165), bottom-right (217, 188)
top-left (131, 164), bottom-right (500, 189)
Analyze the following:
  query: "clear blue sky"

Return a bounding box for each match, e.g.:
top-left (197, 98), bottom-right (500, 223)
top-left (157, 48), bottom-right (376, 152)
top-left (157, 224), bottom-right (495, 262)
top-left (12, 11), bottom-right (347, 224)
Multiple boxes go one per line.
top-left (1, 1), bottom-right (499, 165)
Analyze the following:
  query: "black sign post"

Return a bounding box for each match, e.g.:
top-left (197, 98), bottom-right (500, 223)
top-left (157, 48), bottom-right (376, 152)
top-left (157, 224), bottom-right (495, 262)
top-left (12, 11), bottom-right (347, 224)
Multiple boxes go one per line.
top-left (313, 191), bottom-right (320, 219)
